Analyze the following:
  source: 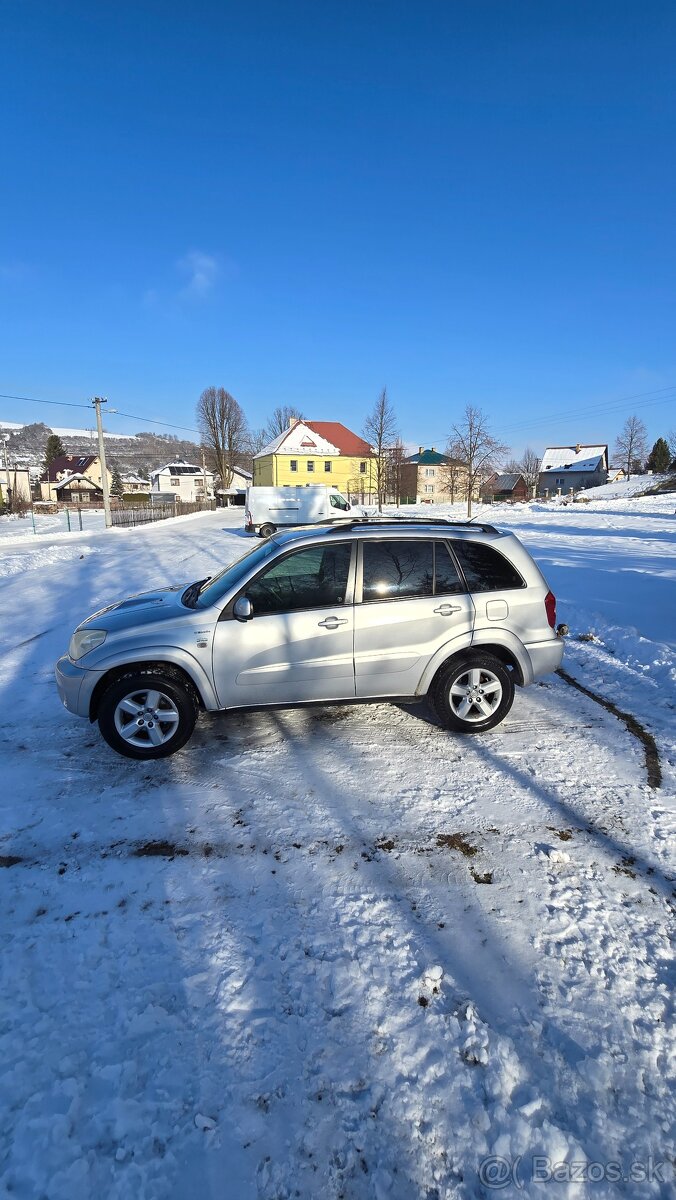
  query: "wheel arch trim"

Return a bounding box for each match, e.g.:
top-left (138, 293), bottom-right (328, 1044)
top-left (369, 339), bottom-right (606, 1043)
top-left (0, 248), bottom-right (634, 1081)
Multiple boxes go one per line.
top-left (417, 631), bottom-right (529, 696)
top-left (87, 648), bottom-right (219, 721)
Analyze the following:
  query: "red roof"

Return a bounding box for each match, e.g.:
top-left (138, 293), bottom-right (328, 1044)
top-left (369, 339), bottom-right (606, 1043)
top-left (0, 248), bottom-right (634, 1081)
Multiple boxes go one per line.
top-left (304, 422), bottom-right (373, 457)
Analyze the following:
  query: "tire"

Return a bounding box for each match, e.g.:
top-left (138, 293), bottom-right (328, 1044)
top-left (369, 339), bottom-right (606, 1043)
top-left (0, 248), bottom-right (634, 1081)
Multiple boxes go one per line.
top-left (259, 523), bottom-right (276, 538)
top-left (431, 653), bottom-right (514, 734)
top-left (98, 671), bottom-right (198, 760)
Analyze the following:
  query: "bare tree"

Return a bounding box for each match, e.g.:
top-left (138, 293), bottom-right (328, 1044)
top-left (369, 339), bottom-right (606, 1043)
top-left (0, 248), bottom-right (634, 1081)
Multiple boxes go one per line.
top-left (385, 438), bottom-right (407, 506)
top-left (519, 447), bottom-right (541, 497)
top-left (363, 388), bottom-right (398, 511)
top-left (614, 415), bottom-right (648, 481)
top-left (446, 405), bottom-right (508, 518)
top-left (438, 455), bottom-right (465, 504)
top-left (265, 405), bottom-right (304, 441)
top-left (197, 387), bottom-right (248, 490)
top-left (667, 430), bottom-right (676, 466)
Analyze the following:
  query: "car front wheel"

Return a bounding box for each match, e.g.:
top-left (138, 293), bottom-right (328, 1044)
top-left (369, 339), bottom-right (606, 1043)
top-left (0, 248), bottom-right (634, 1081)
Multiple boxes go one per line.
top-left (98, 671), bottom-right (198, 759)
top-left (431, 654), bottom-right (514, 733)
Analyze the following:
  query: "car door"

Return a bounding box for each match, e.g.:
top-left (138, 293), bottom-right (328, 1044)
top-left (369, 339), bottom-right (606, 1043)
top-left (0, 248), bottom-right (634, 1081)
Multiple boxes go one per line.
top-left (212, 540), bottom-right (356, 708)
top-left (353, 538), bottom-right (474, 697)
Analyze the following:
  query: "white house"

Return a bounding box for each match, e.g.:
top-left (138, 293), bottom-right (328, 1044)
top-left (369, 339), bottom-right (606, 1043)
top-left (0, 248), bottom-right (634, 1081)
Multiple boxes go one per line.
top-left (538, 445), bottom-right (608, 495)
top-left (216, 464), bottom-right (252, 506)
top-left (150, 461), bottom-right (215, 503)
top-left (121, 474), bottom-right (151, 494)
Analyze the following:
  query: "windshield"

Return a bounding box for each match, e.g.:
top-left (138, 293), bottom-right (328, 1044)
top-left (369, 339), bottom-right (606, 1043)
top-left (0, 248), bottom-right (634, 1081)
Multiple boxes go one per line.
top-left (193, 540), bottom-right (279, 609)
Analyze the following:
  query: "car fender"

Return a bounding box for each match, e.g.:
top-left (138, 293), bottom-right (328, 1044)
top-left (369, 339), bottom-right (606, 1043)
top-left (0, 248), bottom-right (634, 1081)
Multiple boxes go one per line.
top-left (89, 645), bottom-right (220, 710)
top-left (416, 628), bottom-right (532, 696)
top-left (414, 632), bottom-right (478, 696)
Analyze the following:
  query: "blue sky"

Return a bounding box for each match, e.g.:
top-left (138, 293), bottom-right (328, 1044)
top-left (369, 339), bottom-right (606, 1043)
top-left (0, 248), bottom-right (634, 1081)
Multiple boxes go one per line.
top-left (1, 0), bottom-right (674, 455)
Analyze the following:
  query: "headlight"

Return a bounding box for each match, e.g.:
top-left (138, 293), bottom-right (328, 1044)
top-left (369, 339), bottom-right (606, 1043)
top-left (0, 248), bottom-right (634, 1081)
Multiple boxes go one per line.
top-left (69, 628), bottom-right (107, 660)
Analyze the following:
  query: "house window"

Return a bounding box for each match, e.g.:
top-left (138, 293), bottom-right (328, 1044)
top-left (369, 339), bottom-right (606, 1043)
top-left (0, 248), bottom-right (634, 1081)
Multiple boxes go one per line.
top-left (425, 468), bottom-right (435, 477)
top-left (324, 461), bottom-right (332, 473)
top-left (290, 460), bottom-right (298, 472)
top-left (359, 462), bottom-right (367, 474)
top-left (307, 461), bottom-right (315, 472)
top-left (170, 478), bottom-right (180, 486)
top-left (424, 484), bottom-right (434, 493)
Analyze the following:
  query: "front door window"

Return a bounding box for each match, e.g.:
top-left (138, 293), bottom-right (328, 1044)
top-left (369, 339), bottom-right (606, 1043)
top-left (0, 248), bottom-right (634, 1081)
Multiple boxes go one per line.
top-left (246, 543), bottom-right (352, 615)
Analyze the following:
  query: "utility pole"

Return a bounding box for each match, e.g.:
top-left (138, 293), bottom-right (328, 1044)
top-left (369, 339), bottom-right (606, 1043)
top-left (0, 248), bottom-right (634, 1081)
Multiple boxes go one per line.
top-left (201, 447), bottom-right (209, 506)
top-left (92, 396), bottom-right (112, 529)
top-left (2, 436), bottom-right (10, 511)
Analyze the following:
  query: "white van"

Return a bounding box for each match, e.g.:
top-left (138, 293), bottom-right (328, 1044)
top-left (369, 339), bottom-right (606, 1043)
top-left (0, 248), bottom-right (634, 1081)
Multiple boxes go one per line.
top-left (245, 485), bottom-right (363, 537)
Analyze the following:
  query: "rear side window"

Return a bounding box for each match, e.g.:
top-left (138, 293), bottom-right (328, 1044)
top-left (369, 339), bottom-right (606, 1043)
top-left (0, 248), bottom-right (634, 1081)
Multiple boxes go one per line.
top-left (452, 540), bottom-right (525, 592)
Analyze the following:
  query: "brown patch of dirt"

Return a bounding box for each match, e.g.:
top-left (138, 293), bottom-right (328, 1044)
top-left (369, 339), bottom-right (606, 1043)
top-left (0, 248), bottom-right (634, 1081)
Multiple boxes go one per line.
top-left (471, 870), bottom-right (493, 884)
top-left (133, 841), bottom-right (189, 859)
top-left (0, 855), bottom-right (23, 868)
top-left (436, 833), bottom-right (478, 857)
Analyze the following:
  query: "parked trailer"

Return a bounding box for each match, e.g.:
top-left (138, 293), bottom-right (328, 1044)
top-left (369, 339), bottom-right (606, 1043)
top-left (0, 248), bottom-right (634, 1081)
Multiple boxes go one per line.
top-left (245, 485), bottom-right (364, 537)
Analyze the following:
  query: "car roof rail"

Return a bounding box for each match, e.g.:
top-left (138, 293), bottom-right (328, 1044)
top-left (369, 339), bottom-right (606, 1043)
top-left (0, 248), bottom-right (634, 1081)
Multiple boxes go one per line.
top-left (311, 515), bottom-right (501, 535)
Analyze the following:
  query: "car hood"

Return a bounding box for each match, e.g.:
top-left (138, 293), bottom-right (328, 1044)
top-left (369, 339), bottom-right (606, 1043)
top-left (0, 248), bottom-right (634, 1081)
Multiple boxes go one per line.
top-left (79, 584), bottom-right (192, 631)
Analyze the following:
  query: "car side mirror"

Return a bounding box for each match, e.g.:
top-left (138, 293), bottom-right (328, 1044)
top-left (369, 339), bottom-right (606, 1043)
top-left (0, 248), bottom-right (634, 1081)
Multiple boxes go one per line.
top-left (233, 595), bottom-right (254, 621)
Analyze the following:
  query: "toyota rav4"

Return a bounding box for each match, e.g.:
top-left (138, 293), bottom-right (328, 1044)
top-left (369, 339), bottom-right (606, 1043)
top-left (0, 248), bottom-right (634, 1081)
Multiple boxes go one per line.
top-left (55, 517), bottom-right (565, 759)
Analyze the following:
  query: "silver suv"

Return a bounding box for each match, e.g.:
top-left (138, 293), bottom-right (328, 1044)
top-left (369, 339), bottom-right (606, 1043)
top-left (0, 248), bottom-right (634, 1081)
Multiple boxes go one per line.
top-left (55, 518), bottom-right (565, 760)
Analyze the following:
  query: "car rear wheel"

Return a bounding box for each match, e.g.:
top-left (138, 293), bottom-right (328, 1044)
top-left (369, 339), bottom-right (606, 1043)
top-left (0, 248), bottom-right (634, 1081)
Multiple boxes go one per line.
top-left (259, 523), bottom-right (276, 538)
top-left (98, 672), bottom-right (198, 759)
top-left (431, 654), bottom-right (514, 733)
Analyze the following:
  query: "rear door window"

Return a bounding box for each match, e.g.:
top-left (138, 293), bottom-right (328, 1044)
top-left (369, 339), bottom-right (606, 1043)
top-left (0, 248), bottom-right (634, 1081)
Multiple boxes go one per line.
top-left (434, 542), bottom-right (465, 595)
top-left (362, 540), bottom-right (433, 601)
top-left (452, 540), bottom-right (525, 592)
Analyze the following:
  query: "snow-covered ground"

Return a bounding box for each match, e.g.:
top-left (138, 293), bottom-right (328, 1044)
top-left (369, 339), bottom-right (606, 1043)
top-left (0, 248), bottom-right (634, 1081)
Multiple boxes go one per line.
top-left (0, 500), bottom-right (674, 1199)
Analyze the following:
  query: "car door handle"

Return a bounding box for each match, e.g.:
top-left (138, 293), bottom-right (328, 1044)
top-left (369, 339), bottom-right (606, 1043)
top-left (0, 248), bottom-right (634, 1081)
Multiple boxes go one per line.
top-left (317, 617), bottom-right (348, 629)
top-left (434, 604), bottom-right (462, 615)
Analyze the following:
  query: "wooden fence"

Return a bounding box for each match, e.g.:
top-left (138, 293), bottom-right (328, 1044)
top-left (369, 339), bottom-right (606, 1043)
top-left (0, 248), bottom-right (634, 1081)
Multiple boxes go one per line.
top-left (110, 499), bottom-right (216, 528)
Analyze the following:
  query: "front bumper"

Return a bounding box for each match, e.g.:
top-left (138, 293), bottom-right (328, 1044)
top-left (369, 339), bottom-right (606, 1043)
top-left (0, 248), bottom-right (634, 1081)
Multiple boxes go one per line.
top-left (55, 655), bottom-right (97, 718)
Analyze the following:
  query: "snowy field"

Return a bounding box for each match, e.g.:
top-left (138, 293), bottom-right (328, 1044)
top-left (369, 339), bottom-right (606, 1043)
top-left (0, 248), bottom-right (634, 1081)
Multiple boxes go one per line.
top-left (0, 495), bottom-right (674, 1199)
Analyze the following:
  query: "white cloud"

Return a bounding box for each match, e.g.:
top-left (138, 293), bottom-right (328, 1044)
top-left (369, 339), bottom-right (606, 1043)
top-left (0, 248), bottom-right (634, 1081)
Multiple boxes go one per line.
top-left (177, 250), bottom-right (219, 299)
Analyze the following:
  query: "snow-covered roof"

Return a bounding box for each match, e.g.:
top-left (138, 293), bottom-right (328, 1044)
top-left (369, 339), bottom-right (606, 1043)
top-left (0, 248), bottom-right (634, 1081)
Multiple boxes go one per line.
top-left (492, 473), bottom-right (525, 491)
top-left (540, 445), bottom-right (607, 472)
top-left (255, 421), bottom-right (342, 459)
top-left (52, 473), bottom-right (102, 490)
top-left (255, 419), bottom-right (375, 460)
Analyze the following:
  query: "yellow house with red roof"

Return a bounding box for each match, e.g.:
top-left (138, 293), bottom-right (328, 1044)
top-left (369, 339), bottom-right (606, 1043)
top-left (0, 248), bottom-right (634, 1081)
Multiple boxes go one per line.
top-left (253, 420), bottom-right (377, 500)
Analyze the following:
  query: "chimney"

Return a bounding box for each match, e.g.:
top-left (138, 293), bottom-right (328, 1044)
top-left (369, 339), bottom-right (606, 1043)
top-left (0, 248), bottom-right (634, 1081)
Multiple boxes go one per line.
top-left (288, 417), bottom-right (301, 428)
top-left (431, 446), bottom-right (436, 452)
top-left (418, 446), bottom-right (424, 455)
top-left (575, 444), bottom-right (581, 453)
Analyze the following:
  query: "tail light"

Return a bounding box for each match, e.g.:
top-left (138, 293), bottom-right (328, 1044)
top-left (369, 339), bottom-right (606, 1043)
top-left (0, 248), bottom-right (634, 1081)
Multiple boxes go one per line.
top-left (544, 591), bottom-right (556, 629)
top-left (245, 509), bottom-right (251, 523)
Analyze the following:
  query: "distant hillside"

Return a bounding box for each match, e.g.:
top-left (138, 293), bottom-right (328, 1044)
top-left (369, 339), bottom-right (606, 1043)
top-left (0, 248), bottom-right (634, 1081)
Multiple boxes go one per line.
top-left (0, 419), bottom-right (204, 477)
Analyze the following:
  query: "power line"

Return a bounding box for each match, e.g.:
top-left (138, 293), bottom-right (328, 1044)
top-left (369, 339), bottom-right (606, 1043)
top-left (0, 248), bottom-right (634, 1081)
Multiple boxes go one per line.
top-left (0, 392), bottom-right (92, 411)
top-left (0, 392), bottom-right (201, 436)
top-left (425, 384), bottom-right (676, 445)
